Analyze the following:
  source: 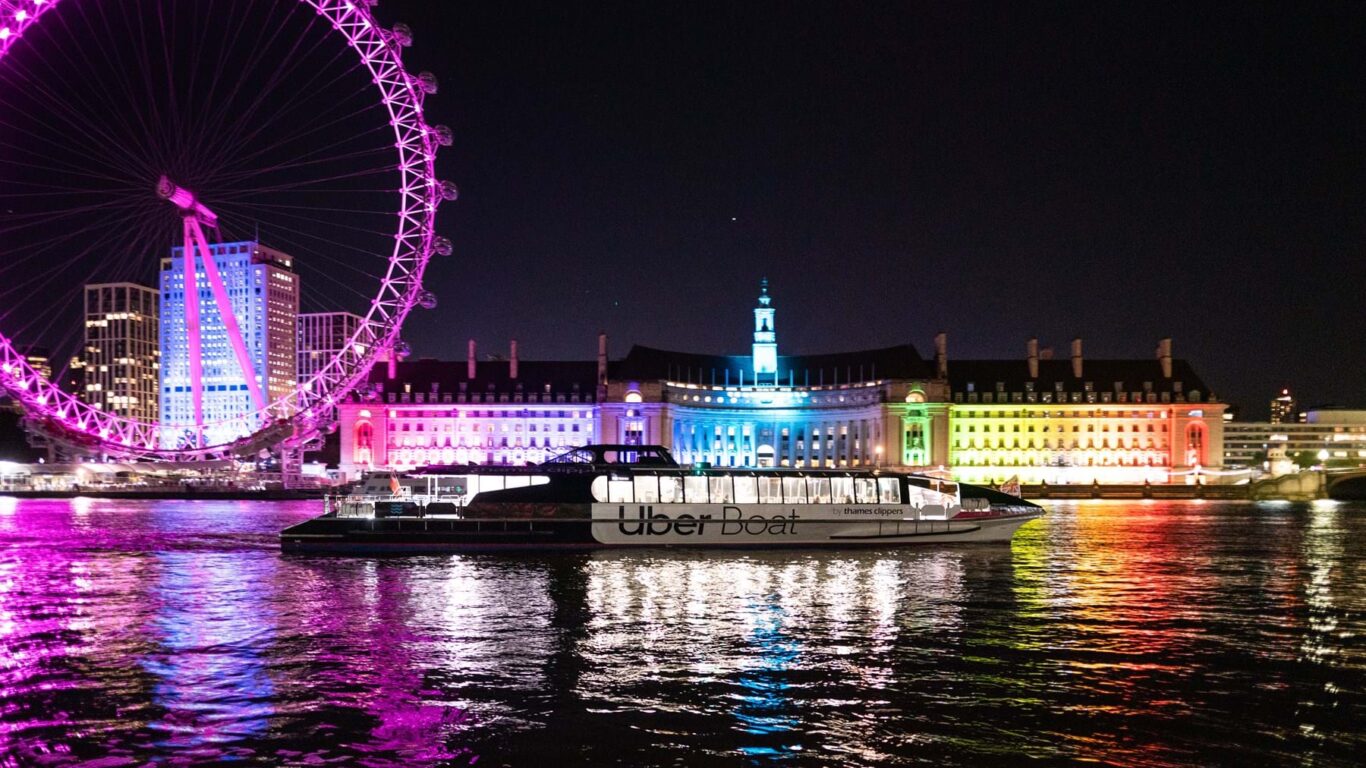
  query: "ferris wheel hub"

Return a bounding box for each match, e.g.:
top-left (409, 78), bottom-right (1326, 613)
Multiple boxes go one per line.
top-left (156, 175), bottom-right (218, 227)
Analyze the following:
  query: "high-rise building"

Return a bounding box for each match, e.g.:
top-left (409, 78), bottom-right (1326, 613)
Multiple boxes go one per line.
top-left (14, 345), bottom-right (53, 382)
top-left (1269, 388), bottom-right (1296, 424)
top-left (298, 312), bottom-right (370, 382)
top-left (159, 241), bottom-right (299, 447)
top-left (80, 283), bottom-right (160, 422)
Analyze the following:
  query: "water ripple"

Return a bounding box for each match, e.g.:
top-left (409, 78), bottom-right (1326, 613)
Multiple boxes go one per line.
top-left (0, 498), bottom-right (1362, 766)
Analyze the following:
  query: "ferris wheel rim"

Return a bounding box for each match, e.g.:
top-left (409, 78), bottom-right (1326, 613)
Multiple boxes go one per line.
top-left (0, 0), bottom-right (443, 460)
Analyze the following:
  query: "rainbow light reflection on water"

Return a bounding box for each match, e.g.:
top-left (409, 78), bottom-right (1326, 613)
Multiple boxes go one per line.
top-left (0, 498), bottom-right (1363, 766)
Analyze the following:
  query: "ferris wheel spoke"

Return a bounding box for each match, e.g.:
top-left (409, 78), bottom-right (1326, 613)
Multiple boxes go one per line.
top-left (209, 102), bottom-right (391, 181)
top-left (201, 47), bottom-right (373, 174)
top-left (8, 16), bottom-right (163, 179)
top-left (0, 207), bottom-right (163, 333)
top-left (0, 0), bottom-right (444, 459)
top-left (0, 201), bottom-right (157, 267)
top-left (191, 9), bottom-right (332, 175)
top-left (55, 2), bottom-right (167, 165)
top-left (212, 201), bottom-right (397, 252)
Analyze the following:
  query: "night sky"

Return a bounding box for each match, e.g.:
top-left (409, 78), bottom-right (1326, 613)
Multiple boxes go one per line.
top-left (11, 2), bottom-right (1359, 419)
top-left (386, 1), bottom-right (1364, 418)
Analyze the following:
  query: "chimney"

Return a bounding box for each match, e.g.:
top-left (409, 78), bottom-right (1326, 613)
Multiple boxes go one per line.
top-left (934, 332), bottom-right (948, 379)
top-left (509, 339), bottom-right (519, 379)
top-left (597, 332), bottom-right (608, 386)
top-left (386, 346), bottom-right (396, 380)
top-left (1157, 337), bottom-right (1173, 379)
top-left (1070, 337), bottom-right (1083, 378)
top-left (467, 338), bottom-right (476, 379)
top-left (1027, 337), bottom-right (1039, 379)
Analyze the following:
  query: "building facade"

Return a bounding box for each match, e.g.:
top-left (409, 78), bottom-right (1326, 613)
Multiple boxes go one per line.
top-left (337, 283), bottom-right (1227, 483)
top-left (80, 283), bottom-right (160, 423)
top-left (1269, 388), bottom-right (1297, 424)
top-left (159, 241), bottom-right (299, 447)
top-left (337, 344), bottom-right (599, 475)
top-left (945, 337), bottom-right (1224, 485)
top-left (298, 311), bottom-right (369, 382)
top-left (1223, 409), bottom-right (1366, 468)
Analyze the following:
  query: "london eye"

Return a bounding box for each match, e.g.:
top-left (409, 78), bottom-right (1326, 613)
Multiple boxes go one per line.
top-left (0, 0), bottom-right (454, 460)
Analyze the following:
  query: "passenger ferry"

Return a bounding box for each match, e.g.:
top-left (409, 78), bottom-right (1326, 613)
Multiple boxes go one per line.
top-left (280, 445), bottom-right (1043, 553)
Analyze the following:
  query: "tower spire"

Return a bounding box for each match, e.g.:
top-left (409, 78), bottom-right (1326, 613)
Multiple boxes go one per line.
top-left (752, 277), bottom-right (777, 377)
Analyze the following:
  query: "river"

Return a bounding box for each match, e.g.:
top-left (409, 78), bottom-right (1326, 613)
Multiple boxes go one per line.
top-left (0, 498), bottom-right (1362, 766)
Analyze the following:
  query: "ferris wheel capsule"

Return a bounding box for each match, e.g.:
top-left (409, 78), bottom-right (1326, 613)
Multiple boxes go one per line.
top-left (415, 71), bottom-right (438, 95)
top-left (430, 124), bottom-right (454, 146)
top-left (439, 181), bottom-right (460, 201)
top-left (390, 23), bottom-right (413, 47)
top-left (418, 290), bottom-right (438, 310)
top-left (394, 340), bottom-right (413, 359)
top-left (433, 236), bottom-right (453, 256)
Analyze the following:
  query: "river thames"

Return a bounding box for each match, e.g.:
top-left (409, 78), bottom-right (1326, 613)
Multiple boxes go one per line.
top-left (0, 498), bottom-right (1362, 767)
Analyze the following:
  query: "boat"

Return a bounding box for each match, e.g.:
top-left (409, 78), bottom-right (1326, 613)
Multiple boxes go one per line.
top-left (280, 444), bottom-right (1044, 553)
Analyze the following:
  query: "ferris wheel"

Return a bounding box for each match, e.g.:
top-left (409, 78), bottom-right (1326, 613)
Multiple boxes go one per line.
top-left (0, 0), bottom-right (455, 460)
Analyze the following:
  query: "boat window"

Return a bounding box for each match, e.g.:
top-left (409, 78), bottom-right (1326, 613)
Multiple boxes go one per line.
top-left (733, 476), bottom-right (759, 504)
top-left (807, 477), bottom-right (832, 504)
top-left (855, 477), bottom-right (878, 504)
top-left (757, 476), bottom-right (783, 504)
top-left (609, 477), bottom-right (634, 503)
top-left (831, 477), bottom-right (855, 504)
top-left (684, 475), bottom-right (709, 503)
top-left (634, 476), bottom-right (659, 503)
top-left (708, 476), bottom-right (733, 503)
top-left (782, 476), bottom-right (807, 504)
top-left (659, 475), bottom-right (683, 503)
top-left (906, 484), bottom-right (939, 507)
top-left (878, 477), bottom-right (901, 504)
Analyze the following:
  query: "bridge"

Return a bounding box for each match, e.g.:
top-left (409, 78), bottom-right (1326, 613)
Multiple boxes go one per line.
top-left (1250, 469), bottom-right (1366, 501)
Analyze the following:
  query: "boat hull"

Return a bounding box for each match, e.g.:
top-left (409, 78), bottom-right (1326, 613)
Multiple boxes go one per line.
top-left (279, 508), bottom-right (1041, 554)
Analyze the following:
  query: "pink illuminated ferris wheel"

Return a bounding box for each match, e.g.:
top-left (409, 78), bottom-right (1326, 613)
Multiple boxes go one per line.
top-left (0, 0), bottom-right (456, 460)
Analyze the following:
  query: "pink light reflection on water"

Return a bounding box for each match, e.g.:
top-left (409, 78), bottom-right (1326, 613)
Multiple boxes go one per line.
top-left (0, 499), bottom-right (478, 766)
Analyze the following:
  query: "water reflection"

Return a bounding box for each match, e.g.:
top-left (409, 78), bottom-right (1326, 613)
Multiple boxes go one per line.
top-left (0, 499), bottom-right (1362, 766)
top-left (145, 552), bottom-right (276, 754)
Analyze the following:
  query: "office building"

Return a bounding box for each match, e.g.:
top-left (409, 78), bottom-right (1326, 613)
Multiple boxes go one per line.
top-left (159, 241), bottom-right (299, 447)
top-left (80, 283), bottom-right (160, 422)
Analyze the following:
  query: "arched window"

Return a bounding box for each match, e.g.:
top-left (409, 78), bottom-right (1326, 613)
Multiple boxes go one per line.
top-left (1186, 422), bottom-right (1206, 466)
top-left (355, 422), bottom-right (373, 466)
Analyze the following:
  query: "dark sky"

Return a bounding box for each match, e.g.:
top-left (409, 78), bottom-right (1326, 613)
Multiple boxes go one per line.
top-left (391, 2), bottom-right (1361, 417)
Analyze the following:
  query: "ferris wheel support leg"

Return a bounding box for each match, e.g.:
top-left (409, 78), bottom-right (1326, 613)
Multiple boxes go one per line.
top-left (186, 217), bottom-right (269, 419)
top-left (182, 218), bottom-right (205, 446)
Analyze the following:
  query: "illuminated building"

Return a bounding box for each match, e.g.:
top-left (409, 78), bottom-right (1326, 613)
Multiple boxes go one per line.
top-left (159, 242), bottom-right (299, 447)
top-left (946, 337), bottom-right (1227, 485)
top-left (1224, 409), bottom-right (1366, 468)
top-left (336, 281), bottom-right (1227, 483)
top-left (337, 341), bottom-right (599, 475)
top-left (14, 345), bottom-right (52, 382)
top-left (298, 312), bottom-right (369, 382)
top-left (1269, 388), bottom-right (1296, 424)
top-left (80, 283), bottom-right (160, 423)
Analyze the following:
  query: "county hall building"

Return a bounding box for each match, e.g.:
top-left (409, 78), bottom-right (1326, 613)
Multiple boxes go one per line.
top-left (338, 282), bottom-right (1226, 484)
